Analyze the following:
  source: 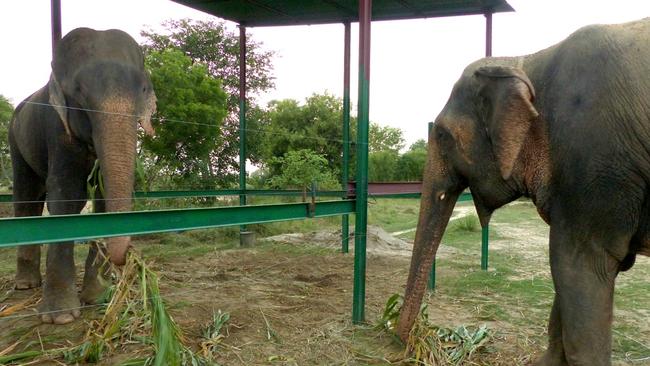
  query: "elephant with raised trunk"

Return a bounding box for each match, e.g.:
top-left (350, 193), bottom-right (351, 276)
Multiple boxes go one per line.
top-left (10, 28), bottom-right (156, 324)
top-left (397, 18), bottom-right (650, 365)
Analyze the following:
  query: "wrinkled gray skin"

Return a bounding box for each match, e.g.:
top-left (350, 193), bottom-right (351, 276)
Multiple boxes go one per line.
top-left (397, 18), bottom-right (650, 365)
top-left (10, 28), bottom-right (156, 324)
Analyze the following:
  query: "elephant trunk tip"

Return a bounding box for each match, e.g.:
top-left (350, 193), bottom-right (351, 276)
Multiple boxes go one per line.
top-left (107, 236), bottom-right (131, 265)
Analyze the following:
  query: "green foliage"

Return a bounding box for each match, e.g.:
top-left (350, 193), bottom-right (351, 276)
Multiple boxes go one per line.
top-left (261, 93), bottom-right (346, 177)
top-left (369, 124), bottom-right (405, 153)
top-left (200, 310), bottom-right (230, 360)
top-left (141, 19), bottom-right (275, 181)
top-left (394, 145), bottom-right (427, 182)
top-left (449, 214), bottom-right (481, 233)
top-left (368, 150), bottom-right (399, 182)
top-left (0, 95), bottom-right (13, 188)
top-left (140, 49), bottom-right (228, 189)
top-left (409, 139), bottom-right (427, 151)
top-left (267, 149), bottom-right (339, 190)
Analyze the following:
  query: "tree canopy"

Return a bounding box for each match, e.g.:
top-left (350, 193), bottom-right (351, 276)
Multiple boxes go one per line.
top-left (369, 124), bottom-right (405, 153)
top-left (140, 19), bottom-right (275, 186)
top-left (259, 93), bottom-right (345, 177)
top-left (140, 49), bottom-right (228, 189)
top-left (394, 142), bottom-right (427, 181)
top-left (0, 95), bottom-right (13, 188)
top-left (267, 149), bottom-right (339, 190)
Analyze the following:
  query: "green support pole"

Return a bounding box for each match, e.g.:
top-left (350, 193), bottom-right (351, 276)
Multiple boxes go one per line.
top-left (238, 25), bottom-right (247, 235)
top-left (353, 0), bottom-right (372, 324)
top-left (481, 11), bottom-right (492, 270)
top-left (481, 225), bottom-right (489, 270)
top-left (427, 121), bottom-right (435, 291)
top-left (341, 21), bottom-right (351, 254)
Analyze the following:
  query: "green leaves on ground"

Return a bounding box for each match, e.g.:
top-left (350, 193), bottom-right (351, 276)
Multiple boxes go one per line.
top-left (377, 294), bottom-right (492, 365)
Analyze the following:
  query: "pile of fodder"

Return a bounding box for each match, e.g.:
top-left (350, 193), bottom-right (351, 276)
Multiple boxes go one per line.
top-left (0, 247), bottom-right (229, 365)
top-left (377, 294), bottom-right (492, 365)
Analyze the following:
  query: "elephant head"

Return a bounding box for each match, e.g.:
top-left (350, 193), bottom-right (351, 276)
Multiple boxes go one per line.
top-left (396, 58), bottom-right (545, 340)
top-left (48, 28), bottom-right (156, 265)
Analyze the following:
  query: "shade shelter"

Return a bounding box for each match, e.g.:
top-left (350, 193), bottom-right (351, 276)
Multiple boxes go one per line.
top-left (0, 0), bottom-right (514, 324)
top-left (168, 0), bottom-right (513, 322)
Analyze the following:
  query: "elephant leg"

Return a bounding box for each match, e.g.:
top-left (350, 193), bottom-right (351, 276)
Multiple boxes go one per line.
top-left (80, 193), bottom-right (110, 305)
top-left (40, 175), bottom-right (88, 324)
top-left (11, 151), bottom-right (46, 290)
top-left (80, 241), bottom-right (110, 304)
top-left (545, 226), bottom-right (618, 366)
top-left (536, 296), bottom-right (568, 366)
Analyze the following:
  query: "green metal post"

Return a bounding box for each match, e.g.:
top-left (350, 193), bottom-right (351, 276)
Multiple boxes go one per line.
top-left (353, 0), bottom-right (372, 324)
top-left (341, 21), bottom-right (351, 254)
top-left (427, 121), bottom-right (435, 291)
top-left (481, 11), bottom-right (492, 270)
top-left (51, 0), bottom-right (61, 60)
top-left (481, 225), bottom-right (489, 270)
top-left (239, 25), bottom-right (247, 233)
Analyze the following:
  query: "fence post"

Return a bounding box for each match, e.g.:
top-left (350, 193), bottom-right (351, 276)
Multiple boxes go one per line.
top-left (427, 121), bottom-right (436, 291)
top-left (341, 21), bottom-right (351, 254)
top-left (352, 0), bottom-right (372, 324)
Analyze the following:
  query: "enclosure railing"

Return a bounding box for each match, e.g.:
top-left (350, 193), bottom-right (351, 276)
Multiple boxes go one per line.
top-left (0, 187), bottom-right (487, 291)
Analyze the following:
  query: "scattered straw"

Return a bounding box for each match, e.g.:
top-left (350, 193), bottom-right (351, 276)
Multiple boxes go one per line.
top-left (0, 293), bottom-right (41, 317)
top-left (0, 248), bottom-right (219, 365)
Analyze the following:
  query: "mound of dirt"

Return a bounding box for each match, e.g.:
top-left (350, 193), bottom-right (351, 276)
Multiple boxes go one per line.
top-left (262, 225), bottom-right (414, 257)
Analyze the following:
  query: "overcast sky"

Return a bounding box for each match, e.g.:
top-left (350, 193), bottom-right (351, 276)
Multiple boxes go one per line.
top-left (0, 1), bottom-right (646, 146)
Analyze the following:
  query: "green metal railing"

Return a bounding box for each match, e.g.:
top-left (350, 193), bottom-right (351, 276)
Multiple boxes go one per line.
top-left (0, 200), bottom-right (355, 248)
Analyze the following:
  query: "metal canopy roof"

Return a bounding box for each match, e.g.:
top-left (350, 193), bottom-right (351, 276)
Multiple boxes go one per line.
top-left (171, 0), bottom-right (514, 27)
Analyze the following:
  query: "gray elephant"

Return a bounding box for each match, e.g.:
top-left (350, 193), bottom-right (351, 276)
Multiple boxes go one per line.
top-left (396, 18), bottom-right (650, 365)
top-left (10, 28), bottom-right (155, 324)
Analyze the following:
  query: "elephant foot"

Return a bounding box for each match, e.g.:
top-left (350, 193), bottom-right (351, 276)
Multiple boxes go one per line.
top-left (80, 276), bottom-right (108, 305)
top-left (533, 351), bottom-right (568, 366)
top-left (80, 242), bottom-right (111, 305)
top-left (39, 284), bottom-right (81, 325)
top-left (15, 271), bottom-right (42, 290)
top-left (41, 309), bottom-right (81, 325)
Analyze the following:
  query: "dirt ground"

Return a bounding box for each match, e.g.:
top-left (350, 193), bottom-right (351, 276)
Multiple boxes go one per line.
top-left (1, 202), bottom-right (648, 365)
top-left (0, 241), bottom-right (535, 365)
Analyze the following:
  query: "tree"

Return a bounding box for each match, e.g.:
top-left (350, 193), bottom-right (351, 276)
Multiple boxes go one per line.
top-left (140, 49), bottom-right (228, 189)
top-left (0, 95), bottom-right (13, 188)
top-left (368, 150), bottom-right (399, 182)
top-left (409, 139), bottom-right (427, 151)
top-left (369, 124), bottom-right (405, 153)
top-left (140, 19), bottom-right (275, 184)
top-left (261, 93), bottom-right (346, 177)
top-left (267, 149), bottom-right (339, 190)
top-left (394, 146), bottom-right (427, 181)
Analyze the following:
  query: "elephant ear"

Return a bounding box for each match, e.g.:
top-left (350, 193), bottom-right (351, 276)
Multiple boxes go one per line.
top-left (139, 90), bottom-right (157, 137)
top-left (48, 73), bottom-right (72, 137)
top-left (474, 66), bottom-right (539, 180)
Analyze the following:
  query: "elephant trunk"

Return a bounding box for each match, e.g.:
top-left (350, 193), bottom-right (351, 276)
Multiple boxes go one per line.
top-left (92, 97), bottom-right (139, 265)
top-left (395, 145), bottom-right (460, 342)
